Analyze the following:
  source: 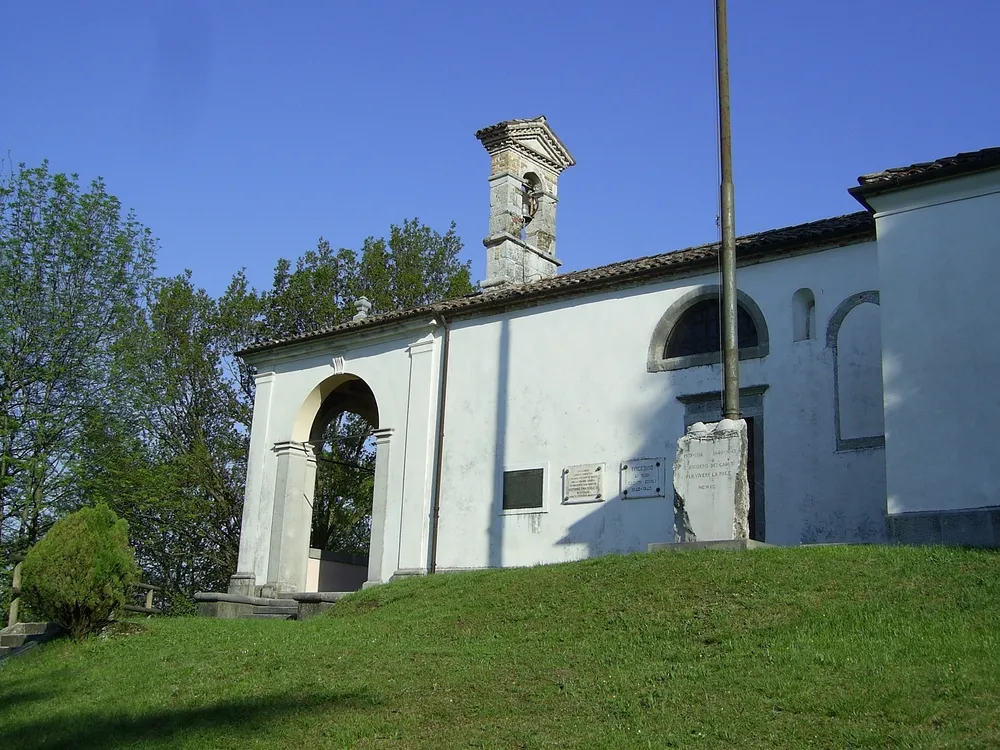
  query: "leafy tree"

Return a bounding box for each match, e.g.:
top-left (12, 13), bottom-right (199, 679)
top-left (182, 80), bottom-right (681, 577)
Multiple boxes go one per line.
top-left (355, 218), bottom-right (473, 312)
top-left (310, 413), bottom-right (376, 555)
top-left (0, 161), bottom-right (155, 560)
top-left (77, 273), bottom-right (254, 612)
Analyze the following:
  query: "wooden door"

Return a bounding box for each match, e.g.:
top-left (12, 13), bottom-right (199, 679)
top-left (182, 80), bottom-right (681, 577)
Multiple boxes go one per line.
top-left (745, 417), bottom-right (758, 540)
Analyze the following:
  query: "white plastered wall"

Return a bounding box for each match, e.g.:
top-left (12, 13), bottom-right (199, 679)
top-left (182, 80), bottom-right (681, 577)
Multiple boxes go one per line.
top-left (434, 239), bottom-right (888, 571)
top-left (868, 171), bottom-right (1000, 514)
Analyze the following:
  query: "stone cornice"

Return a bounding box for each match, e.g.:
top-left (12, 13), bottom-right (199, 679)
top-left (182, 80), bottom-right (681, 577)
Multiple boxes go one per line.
top-left (241, 315), bottom-right (440, 367)
top-left (483, 232), bottom-right (563, 266)
top-left (475, 116), bottom-right (576, 173)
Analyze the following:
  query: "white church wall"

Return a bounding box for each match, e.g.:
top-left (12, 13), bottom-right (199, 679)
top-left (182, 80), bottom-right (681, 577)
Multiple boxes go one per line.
top-left (435, 239), bottom-right (887, 572)
top-left (870, 171), bottom-right (1000, 518)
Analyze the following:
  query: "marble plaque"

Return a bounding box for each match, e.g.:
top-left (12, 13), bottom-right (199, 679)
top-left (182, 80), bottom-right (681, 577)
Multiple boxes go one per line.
top-left (563, 463), bottom-right (604, 504)
top-left (621, 458), bottom-right (666, 499)
top-left (673, 419), bottom-right (749, 542)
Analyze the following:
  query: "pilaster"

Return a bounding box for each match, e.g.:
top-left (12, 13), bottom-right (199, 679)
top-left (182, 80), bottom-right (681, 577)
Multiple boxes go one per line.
top-left (234, 369), bottom-right (275, 587)
top-left (394, 335), bottom-right (439, 577)
top-left (265, 440), bottom-right (314, 593)
top-left (367, 427), bottom-right (395, 584)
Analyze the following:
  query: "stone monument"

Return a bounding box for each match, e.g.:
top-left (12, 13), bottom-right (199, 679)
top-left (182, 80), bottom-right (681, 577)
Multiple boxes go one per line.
top-left (672, 419), bottom-right (749, 542)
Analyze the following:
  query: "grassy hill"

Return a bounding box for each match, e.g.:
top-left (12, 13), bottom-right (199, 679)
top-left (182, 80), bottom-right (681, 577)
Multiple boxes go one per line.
top-left (2, 545), bottom-right (999, 749)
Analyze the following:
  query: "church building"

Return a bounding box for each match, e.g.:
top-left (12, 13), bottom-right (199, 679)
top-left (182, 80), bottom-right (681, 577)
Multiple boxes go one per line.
top-left (227, 118), bottom-right (1000, 597)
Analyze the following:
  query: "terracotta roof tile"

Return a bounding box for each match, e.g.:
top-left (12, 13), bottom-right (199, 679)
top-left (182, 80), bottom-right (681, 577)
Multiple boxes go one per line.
top-left (239, 211), bottom-right (874, 357)
top-left (850, 146), bottom-right (1000, 209)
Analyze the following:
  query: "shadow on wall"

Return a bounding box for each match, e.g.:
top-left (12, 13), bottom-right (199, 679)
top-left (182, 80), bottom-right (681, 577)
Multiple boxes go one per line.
top-left (553, 358), bottom-right (686, 559)
top-left (480, 304), bottom-right (688, 565)
top-left (488, 316), bottom-right (511, 569)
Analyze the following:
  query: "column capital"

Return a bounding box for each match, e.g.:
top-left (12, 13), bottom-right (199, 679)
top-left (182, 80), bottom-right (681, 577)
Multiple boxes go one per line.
top-left (272, 440), bottom-right (310, 457)
top-left (407, 336), bottom-right (436, 357)
top-left (254, 369), bottom-right (276, 386)
top-left (373, 427), bottom-right (394, 444)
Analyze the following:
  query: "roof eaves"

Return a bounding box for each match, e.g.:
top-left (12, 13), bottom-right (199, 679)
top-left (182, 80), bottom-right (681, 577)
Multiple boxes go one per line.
top-left (849, 147), bottom-right (1000, 210)
top-left (238, 212), bottom-right (874, 358)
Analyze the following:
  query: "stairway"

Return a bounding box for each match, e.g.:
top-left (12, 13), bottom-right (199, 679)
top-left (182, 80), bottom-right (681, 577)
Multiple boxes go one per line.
top-left (0, 622), bottom-right (60, 662)
top-left (195, 590), bottom-right (352, 620)
top-left (249, 604), bottom-right (298, 620)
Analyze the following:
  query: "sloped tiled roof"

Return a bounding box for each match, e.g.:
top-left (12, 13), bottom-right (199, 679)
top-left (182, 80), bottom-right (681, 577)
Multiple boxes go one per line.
top-left (239, 211), bottom-right (874, 357)
top-left (850, 146), bottom-right (1000, 210)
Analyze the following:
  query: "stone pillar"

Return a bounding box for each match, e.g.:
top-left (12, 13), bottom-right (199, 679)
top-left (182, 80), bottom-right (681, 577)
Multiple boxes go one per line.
top-left (488, 172), bottom-right (526, 238)
top-left (231, 369), bottom-right (275, 594)
top-left (525, 190), bottom-right (558, 257)
top-left (366, 428), bottom-right (395, 586)
top-left (265, 440), bottom-right (314, 593)
top-left (394, 336), bottom-right (438, 578)
top-left (483, 172), bottom-right (528, 289)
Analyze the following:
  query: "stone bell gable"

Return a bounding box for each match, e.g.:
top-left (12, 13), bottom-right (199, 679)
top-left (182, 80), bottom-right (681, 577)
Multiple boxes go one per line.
top-left (475, 116), bottom-right (576, 288)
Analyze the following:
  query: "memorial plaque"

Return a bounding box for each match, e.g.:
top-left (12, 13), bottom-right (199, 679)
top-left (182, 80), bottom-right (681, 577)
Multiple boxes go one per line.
top-left (562, 463), bottom-right (604, 504)
top-left (620, 458), bottom-right (666, 499)
top-left (502, 468), bottom-right (544, 510)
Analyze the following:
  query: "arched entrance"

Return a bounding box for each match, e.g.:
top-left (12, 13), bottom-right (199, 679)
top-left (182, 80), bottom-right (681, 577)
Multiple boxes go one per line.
top-left (265, 373), bottom-right (393, 594)
top-left (305, 378), bottom-right (379, 592)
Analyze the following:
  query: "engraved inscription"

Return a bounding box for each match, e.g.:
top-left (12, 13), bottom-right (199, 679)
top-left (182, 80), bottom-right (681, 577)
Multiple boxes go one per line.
top-left (621, 458), bottom-right (666, 499)
top-left (685, 444), bottom-right (738, 493)
top-left (563, 463), bottom-right (604, 504)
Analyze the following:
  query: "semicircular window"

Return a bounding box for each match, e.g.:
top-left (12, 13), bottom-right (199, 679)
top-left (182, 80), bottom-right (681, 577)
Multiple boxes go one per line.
top-left (664, 299), bottom-right (759, 358)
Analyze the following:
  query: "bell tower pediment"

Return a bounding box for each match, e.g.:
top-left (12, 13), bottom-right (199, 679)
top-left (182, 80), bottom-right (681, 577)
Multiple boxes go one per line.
top-left (475, 116), bottom-right (576, 176)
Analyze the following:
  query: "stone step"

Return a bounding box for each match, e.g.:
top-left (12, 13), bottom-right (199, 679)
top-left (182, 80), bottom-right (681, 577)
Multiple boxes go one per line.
top-left (251, 605), bottom-right (297, 615)
top-left (0, 633), bottom-right (28, 648)
top-left (0, 646), bottom-right (10, 658)
top-left (14, 622), bottom-right (58, 637)
top-left (248, 612), bottom-right (296, 620)
top-left (1, 621), bottom-right (58, 637)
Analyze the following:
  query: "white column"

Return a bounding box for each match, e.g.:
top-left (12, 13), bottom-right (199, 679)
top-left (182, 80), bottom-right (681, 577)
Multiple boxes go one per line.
top-left (367, 428), bottom-right (395, 585)
top-left (394, 335), bottom-right (439, 577)
top-left (232, 369), bottom-right (275, 593)
top-left (265, 440), bottom-right (314, 593)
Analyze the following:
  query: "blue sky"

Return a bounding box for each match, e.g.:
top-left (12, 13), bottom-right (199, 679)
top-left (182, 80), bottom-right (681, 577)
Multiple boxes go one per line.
top-left (5, 1), bottom-right (998, 297)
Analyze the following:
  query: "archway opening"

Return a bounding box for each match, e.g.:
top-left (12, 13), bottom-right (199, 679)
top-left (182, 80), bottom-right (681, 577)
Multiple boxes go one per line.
top-left (306, 377), bottom-right (379, 592)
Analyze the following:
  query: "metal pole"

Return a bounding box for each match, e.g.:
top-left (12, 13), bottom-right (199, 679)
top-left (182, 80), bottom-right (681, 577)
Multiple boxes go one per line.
top-left (716, 0), bottom-right (740, 420)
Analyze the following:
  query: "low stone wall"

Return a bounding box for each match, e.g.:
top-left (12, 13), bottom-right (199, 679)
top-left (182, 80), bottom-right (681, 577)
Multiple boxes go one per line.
top-left (887, 506), bottom-right (1000, 547)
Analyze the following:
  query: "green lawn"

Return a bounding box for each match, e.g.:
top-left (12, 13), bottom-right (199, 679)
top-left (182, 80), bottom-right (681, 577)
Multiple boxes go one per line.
top-left (2, 545), bottom-right (999, 749)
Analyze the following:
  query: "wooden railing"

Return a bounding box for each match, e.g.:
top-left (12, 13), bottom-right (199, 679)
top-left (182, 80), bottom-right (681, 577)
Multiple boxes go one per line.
top-left (5, 551), bottom-right (163, 628)
top-left (123, 583), bottom-right (163, 615)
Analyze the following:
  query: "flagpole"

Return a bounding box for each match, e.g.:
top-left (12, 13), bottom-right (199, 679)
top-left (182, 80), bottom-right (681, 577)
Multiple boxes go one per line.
top-left (716, 0), bottom-right (740, 420)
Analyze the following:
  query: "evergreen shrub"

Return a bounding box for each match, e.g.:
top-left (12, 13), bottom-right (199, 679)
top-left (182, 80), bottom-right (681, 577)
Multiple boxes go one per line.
top-left (21, 503), bottom-right (139, 640)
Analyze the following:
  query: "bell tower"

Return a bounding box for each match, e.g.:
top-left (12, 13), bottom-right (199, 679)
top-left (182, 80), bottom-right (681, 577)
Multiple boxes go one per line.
top-left (475, 116), bottom-right (575, 288)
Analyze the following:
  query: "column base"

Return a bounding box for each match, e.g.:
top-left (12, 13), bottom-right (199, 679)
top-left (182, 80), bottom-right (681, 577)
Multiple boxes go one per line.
top-left (390, 568), bottom-right (427, 581)
top-left (227, 572), bottom-right (258, 596)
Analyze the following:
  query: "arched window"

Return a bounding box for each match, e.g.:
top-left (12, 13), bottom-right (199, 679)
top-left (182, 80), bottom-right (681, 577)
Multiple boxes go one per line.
top-left (792, 288), bottom-right (816, 342)
top-left (520, 173), bottom-right (540, 242)
top-left (664, 300), bottom-right (759, 358)
top-left (826, 291), bottom-right (884, 451)
top-left (647, 286), bottom-right (769, 372)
